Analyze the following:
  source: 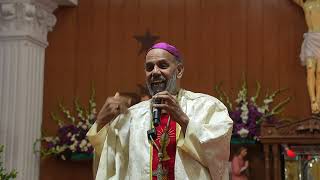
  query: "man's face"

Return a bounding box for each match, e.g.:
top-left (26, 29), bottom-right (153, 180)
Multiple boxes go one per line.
top-left (145, 49), bottom-right (180, 96)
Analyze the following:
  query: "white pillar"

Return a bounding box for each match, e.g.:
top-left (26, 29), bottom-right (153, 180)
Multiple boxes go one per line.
top-left (0, 0), bottom-right (76, 179)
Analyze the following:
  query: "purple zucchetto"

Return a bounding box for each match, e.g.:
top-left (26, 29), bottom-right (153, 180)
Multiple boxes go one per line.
top-left (147, 42), bottom-right (182, 62)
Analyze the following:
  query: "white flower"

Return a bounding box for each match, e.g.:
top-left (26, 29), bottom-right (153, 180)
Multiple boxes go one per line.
top-left (58, 122), bottom-right (64, 127)
top-left (71, 135), bottom-right (76, 141)
top-left (67, 132), bottom-right (72, 137)
top-left (86, 121), bottom-right (91, 126)
top-left (236, 88), bottom-right (247, 104)
top-left (81, 124), bottom-right (88, 130)
top-left (79, 139), bottom-right (87, 148)
top-left (89, 114), bottom-right (95, 120)
top-left (237, 128), bottom-right (249, 138)
top-left (236, 93), bottom-right (245, 103)
top-left (250, 97), bottom-right (258, 105)
top-left (56, 146), bottom-right (65, 152)
top-left (70, 141), bottom-right (78, 152)
top-left (70, 144), bottom-right (76, 152)
top-left (78, 113), bottom-right (82, 118)
top-left (83, 147), bottom-right (88, 152)
top-left (74, 140), bottom-right (79, 144)
top-left (240, 103), bottom-right (248, 111)
top-left (263, 98), bottom-right (273, 104)
top-left (258, 105), bottom-right (269, 113)
top-left (241, 113), bottom-right (248, 123)
top-left (240, 103), bottom-right (249, 123)
top-left (44, 137), bottom-right (54, 142)
top-left (77, 121), bottom-right (83, 128)
top-left (60, 145), bottom-right (67, 152)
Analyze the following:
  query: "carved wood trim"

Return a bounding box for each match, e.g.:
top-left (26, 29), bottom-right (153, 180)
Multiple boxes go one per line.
top-left (260, 116), bottom-right (320, 141)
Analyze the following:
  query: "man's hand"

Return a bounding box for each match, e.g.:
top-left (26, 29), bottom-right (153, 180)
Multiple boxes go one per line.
top-left (152, 91), bottom-right (189, 134)
top-left (96, 92), bottom-right (131, 131)
top-left (244, 160), bottom-right (249, 168)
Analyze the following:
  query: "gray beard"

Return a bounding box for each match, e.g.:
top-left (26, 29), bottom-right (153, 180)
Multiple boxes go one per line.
top-left (147, 72), bottom-right (177, 96)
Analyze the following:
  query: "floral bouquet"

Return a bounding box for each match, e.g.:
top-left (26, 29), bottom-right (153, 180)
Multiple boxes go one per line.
top-left (34, 89), bottom-right (96, 161)
top-left (215, 80), bottom-right (290, 141)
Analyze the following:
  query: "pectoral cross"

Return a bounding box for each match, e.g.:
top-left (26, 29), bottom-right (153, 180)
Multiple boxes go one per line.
top-left (152, 162), bottom-right (168, 180)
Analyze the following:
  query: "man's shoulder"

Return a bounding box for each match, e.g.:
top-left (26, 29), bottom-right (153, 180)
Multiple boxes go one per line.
top-left (182, 89), bottom-right (227, 109)
top-left (182, 89), bottom-right (220, 103)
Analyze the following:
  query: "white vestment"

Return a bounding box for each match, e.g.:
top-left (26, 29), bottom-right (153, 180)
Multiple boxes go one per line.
top-left (300, 32), bottom-right (320, 66)
top-left (87, 89), bottom-right (233, 180)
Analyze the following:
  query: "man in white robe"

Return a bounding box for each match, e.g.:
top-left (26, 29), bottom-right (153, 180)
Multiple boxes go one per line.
top-left (87, 42), bottom-right (233, 180)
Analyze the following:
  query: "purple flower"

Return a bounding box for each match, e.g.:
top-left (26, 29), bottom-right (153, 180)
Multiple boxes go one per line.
top-left (47, 142), bottom-right (55, 149)
top-left (230, 102), bottom-right (269, 139)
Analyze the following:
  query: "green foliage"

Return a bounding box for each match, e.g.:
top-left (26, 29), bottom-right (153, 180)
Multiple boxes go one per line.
top-left (0, 145), bottom-right (17, 180)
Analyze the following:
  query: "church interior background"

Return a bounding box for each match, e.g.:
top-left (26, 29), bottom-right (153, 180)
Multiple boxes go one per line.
top-left (0, 0), bottom-right (320, 179)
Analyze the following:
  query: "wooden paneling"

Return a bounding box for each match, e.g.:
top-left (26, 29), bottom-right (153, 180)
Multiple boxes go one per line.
top-left (212, 0), bottom-right (233, 98)
top-left (247, 0), bottom-right (263, 96)
top-left (90, 0), bottom-right (109, 106)
top-left (183, 0), bottom-right (202, 92)
top-left (42, 0), bottom-right (309, 179)
top-left (230, 0), bottom-right (248, 100)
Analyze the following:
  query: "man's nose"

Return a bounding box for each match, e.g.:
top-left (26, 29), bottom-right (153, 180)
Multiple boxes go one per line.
top-left (152, 65), bottom-right (161, 74)
top-left (151, 66), bottom-right (161, 80)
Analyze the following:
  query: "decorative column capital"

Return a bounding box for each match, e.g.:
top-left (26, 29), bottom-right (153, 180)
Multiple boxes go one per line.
top-left (55, 0), bottom-right (78, 6)
top-left (0, 0), bottom-right (59, 47)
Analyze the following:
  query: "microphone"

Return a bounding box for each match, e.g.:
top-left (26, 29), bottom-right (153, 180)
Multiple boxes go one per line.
top-left (152, 86), bottom-right (165, 127)
top-left (153, 98), bottom-right (161, 127)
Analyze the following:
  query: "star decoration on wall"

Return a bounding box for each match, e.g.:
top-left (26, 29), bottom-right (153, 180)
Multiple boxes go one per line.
top-left (134, 30), bottom-right (160, 55)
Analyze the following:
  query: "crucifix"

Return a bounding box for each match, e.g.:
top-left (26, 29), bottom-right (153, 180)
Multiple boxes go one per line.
top-left (149, 116), bottom-right (172, 180)
top-left (152, 160), bottom-right (168, 180)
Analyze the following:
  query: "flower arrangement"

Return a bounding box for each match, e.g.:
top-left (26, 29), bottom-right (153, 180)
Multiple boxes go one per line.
top-left (35, 89), bottom-right (96, 161)
top-left (215, 80), bottom-right (290, 141)
top-left (0, 145), bottom-right (17, 180)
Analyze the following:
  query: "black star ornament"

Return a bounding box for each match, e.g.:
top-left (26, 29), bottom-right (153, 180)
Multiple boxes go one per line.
top-left (134, 30), bottom-right (160, 55)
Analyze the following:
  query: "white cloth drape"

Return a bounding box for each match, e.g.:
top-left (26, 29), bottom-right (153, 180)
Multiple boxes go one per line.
top-left (300, 32), bottom-right (320, 66)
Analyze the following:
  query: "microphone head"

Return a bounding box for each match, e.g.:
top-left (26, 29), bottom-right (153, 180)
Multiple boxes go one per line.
top-left (152, 83), bottom-right (165, 127)
top-left (154, 97), bottom-right (162, 104)
top-left (153, 107), bottom-right (161, 127)
top-left (152, 84), bottom-right (164, 104)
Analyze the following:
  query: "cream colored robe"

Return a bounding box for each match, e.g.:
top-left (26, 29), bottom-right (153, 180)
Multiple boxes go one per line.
top-left (87, 89), bottom-right (233, 180)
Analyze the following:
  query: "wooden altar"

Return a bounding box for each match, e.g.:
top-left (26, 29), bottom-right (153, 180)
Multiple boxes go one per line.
top-left (260, 116), bottom-right (320, 180)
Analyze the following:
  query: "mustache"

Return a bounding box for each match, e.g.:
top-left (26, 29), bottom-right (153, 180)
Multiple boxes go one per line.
top-left (150, 75), bottom-right (166, 82)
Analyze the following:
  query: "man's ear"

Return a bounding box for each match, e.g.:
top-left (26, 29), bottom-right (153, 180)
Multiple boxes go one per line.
top-left (176, 64), bottom-right (184, 79)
